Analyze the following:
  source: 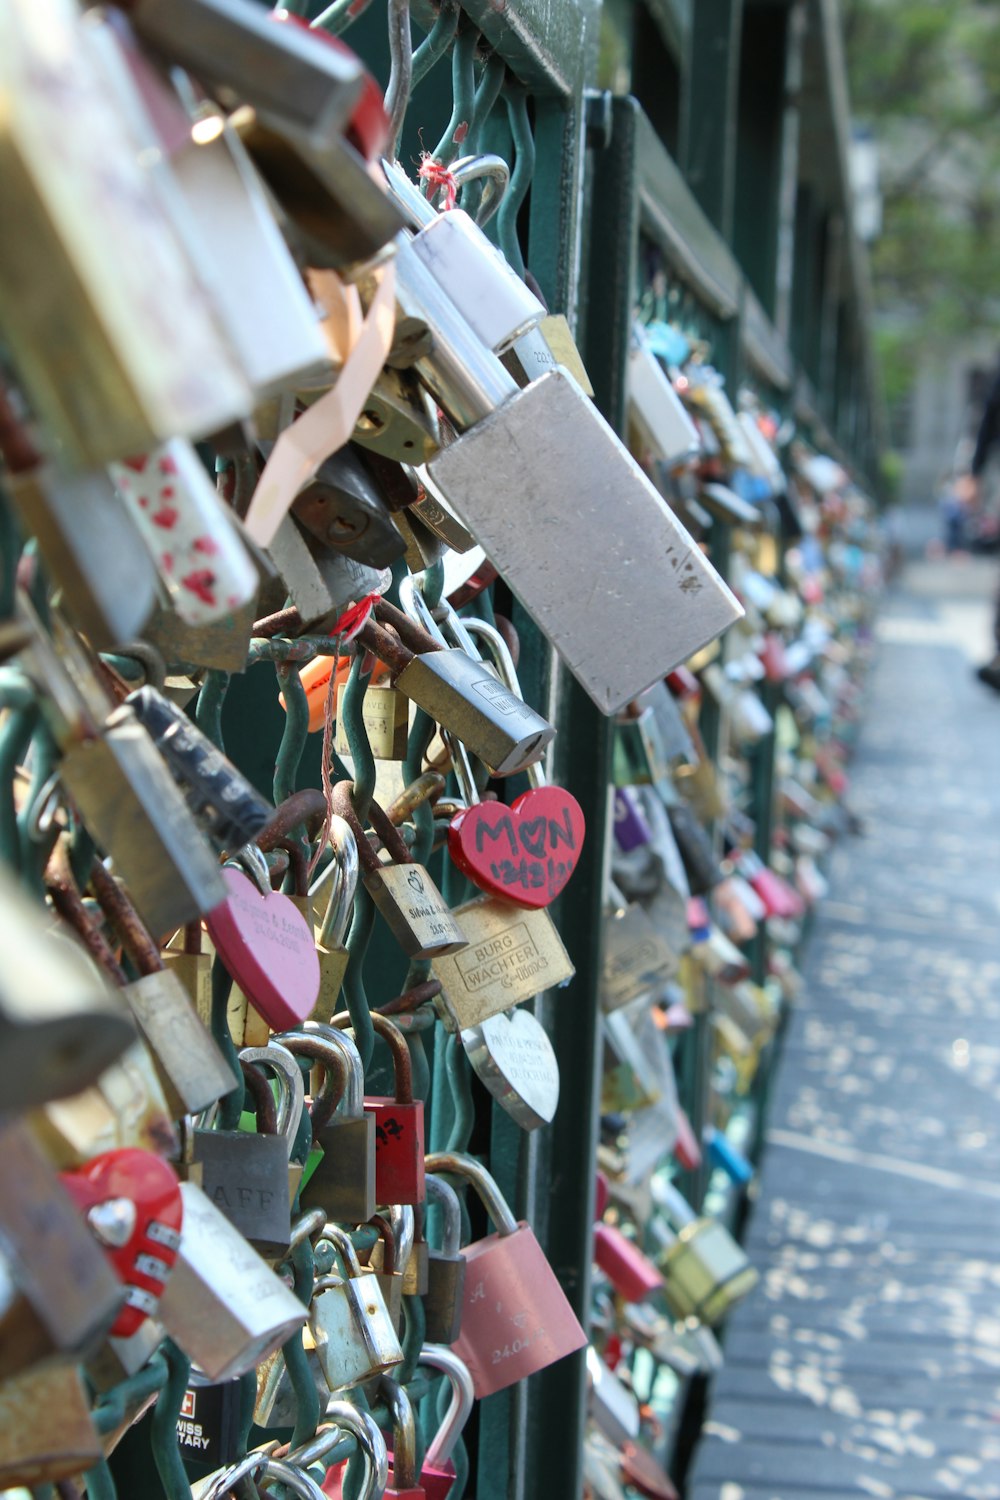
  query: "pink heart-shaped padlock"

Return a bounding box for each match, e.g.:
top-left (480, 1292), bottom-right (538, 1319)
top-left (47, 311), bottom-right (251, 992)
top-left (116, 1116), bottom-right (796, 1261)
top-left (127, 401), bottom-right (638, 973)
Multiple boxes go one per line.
top-left (448, 786), bottom-right (585, 909)
top-left (206, 868), bottom-right (320, 1030)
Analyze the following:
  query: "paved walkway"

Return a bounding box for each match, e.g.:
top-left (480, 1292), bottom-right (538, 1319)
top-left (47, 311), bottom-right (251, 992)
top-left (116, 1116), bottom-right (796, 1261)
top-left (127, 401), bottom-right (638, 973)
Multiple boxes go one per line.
top-left (689, 549), bottom-right (1000, 1500)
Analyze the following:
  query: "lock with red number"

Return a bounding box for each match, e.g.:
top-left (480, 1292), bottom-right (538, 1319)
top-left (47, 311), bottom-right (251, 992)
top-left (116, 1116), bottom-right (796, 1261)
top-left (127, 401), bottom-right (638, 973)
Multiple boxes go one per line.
top-left (341, 1010), bottom-right (425, 1205)
top-left (60, 1148), bottom-right (183, 1338)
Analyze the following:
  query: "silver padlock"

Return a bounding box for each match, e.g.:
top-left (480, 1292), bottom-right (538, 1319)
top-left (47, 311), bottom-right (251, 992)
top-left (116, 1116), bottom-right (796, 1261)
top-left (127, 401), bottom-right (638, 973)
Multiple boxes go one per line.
top-left (382, 157), bottom-right (545, 354)
top-left (266, 515), bottom-right (390, 627)
top-left (308, 1225), bottom-right (404, 1391)
top-left (157, 1181), bottom-right (307, 1381)
top-left (394, 239), bottom-right (743, 716)
top-left (586, 1346), bottom-right (640, 1447)
top-left (627, 322), bottom-right (700, 467)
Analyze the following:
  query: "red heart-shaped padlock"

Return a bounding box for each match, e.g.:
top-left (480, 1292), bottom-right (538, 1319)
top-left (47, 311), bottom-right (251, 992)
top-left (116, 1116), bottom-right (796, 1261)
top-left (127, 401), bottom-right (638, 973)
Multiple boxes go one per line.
top-left (60, 1148), bottom-right (183, 1338)
top-left (448, 786), bottom-right (585, 909)
top-left (206, 867), bottom-right (320, 1030)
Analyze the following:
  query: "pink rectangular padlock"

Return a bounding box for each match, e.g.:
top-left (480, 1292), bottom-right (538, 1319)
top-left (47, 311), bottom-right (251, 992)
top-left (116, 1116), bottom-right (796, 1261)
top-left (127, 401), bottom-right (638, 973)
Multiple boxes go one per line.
top-left (425, 1152), bottom-right (586, 1399)
top-left (594, 1222), bottom-right (665, 1304)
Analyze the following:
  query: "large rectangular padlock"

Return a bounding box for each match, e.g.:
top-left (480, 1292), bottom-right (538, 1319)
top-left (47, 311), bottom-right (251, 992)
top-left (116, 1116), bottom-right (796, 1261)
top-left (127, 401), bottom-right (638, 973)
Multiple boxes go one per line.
top-left (425, 1152), bottom-right (586, 1398)
top-left (430, 894), bottom-right (574, 1032)
top-left (395, 241), bottom-right (743, 716)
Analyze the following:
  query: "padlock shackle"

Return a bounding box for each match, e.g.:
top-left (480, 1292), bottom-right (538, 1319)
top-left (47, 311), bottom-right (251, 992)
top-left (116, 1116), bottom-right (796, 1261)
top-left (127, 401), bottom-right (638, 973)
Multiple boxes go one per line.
top-left (288, 1402), bottom-right (388, 1499)
top-left (378, 1375), bottom-right (419, 1488)
top-left (268, 835), bottom-right (310, 897)
top-left (424, 1152), bottom-right (518, 1236)
top-left (368, 1212), bottom-right (397, 1276)
top-left (314, 816), bottom-right (360, 949)
top-left (238, 1042), bottom-right (305, 1157)
top-left (384, 771), bottom-right (446, 825)
top-left (294, 1021), bottom-right (366, 1117)
top-left (418, 1343), bottom-right (475, 1467)
top-left (376, 595), bottom-right (445, 656)
top-left (271, 1028), bottom-right (351, 1132)
top-left (394, 577), bottom-right (448, 651)
top-left (366, 1010), bottom-right (414, 1104)
top-left (255, 789), bottom-right (329, 850)
top-left (315, 1226), bottom-right (365, 1279)
top-left (461, 617), bottom-right (547, 792)
top-left (354, 617), bottom-right (416, 679)
top-left (45, 842), bottom-right (127, 985)
top-left (425, 1174), bottom-right (462, 1257)
top-left (288, 1208), bottom-right (327, 1253)
top-left (389, 1203), bottom-right (414, 1271)
top-left (331, 781), bottom-right (414, 872)
top-left (88, 857), bottom-right (164, 977)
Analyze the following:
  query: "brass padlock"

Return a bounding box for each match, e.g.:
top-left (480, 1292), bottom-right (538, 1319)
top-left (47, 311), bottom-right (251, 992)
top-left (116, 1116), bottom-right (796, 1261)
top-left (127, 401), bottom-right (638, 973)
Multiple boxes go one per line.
top-left (423, 1173), bottom-right (466, 1345)
top-left (88, 860), bottom-right (236, 1118)
top-left (0, 1363), bottom-right (101, 1489)
top-left (331, 783), bottom-right (467, 960)
top-left (652, 1183), bottom-right (758, 1326)
top-left (600, 888), bottom-right (678, 1012)
top-left (335, 680), bottom-right (409, 762)
top-left (431, 893), bottom-right (574, 1032)
top-left (280, 1022), bottom-right (377, 1225)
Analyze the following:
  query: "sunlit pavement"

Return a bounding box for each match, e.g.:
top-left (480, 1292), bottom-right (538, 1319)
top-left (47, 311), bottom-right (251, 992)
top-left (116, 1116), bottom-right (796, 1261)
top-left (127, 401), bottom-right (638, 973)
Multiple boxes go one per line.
top-left (688, 544), bottom-right (1000, 1500)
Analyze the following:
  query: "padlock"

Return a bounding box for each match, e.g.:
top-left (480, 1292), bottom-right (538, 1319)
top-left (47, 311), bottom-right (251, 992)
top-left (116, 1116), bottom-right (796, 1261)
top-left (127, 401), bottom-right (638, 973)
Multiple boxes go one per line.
top-left (125, 686), bottom-right (273, 851)
top-left (286, 1022), bottom-right (377, 1223)
top-left (0, 1121), bottom-right (124, 1380)
top-left (382, 156), bottom-right (545, 354)
top-left (84, 1312), bottom-right (165, 1394)
top-left (395, 1202), bottom-right (429, 1295)
top-left (162, 922), bottom-right (214, 1024)
top-left (331, 782), bottom-right (466, 961)
top-left (0, 859), bottom-right (133, 1110)
top-left (416, 1343), bottom-right (475, 1500)
top-left (380, 1374), bottom-right (425, 1498)
top-left (87, 859), bottom-right (236, 1118)
top-left (461, 1007), bottom-right (561, 1132)
top-left (387, 577), bottom-right (554, 776)
top-left (0, 388), bottom-right (159, 648)
top-left (188, 1040), bottom-right (303, 1259)
top-left (443, 617), bottom-right (585, 908)
top-left (266, 514), bottom-right (383, 630)
top-left (424, 1151), bottom-right (586, 1397)
top-left (60, 1146), bottom-right (183, 1339)
top-left (613, 787), bottom-right (654, 853)
top-left (0, 0), bottom-right (251, 468)
top-left (504, 313), bottom-right (595, 394)
top-left (158, 1181), bottom-right (307, 1380)
top-left (206, 849), bottom-right (321, 1030)
top-left (335, 679), bottom-right (409, 762)
top-left (351, 367), bottom-right (441, 465)
top-left (350, 1010), bottom-right (425, 1207)
top-left (593, 1223), bottom-right (665, 1304)
top-left (423, 1174), bottom-right (466, 1345)
top-left (55, 698), bottom-right (228, 936)
top-left (587, 1346), bottom-right (640, 1447)
top-left (391, 240), bottom-right (742, 716)
top-left (290, 445), bottom-right (407, 570)
top-left (308, 1227), bottom-right (403, 1390)
top-left (365, 1214), bottom-right (403, 1329)
top-left (650, 1182), bottom-right (759, 1326)
top-left (627, 322), bottom-right (700, 468)
top-left (0, 1363), bottom-right (101, 1489)
top-left (175, 1373), bottom-right (243, 1472)
top-left (193, 1450), bottom-right (329, 1500)
top-left (600, 888), bottom-right (679, 1012)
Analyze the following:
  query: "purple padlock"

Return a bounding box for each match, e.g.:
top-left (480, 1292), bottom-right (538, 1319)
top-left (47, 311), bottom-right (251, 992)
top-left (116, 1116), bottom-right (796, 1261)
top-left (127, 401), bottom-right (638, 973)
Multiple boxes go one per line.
top-left (613, 788), bottom-right (653, 853)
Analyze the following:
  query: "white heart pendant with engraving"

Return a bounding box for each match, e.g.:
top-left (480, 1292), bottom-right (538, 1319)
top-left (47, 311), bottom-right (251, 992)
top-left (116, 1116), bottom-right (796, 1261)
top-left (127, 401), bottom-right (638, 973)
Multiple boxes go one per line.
top-left (460, 1008), bottom-right (560, 1131)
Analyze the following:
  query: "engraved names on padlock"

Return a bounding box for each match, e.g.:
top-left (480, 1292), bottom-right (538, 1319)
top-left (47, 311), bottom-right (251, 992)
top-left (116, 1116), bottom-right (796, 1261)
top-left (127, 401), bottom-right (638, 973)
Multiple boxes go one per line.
top-left (448, 787), bottom-right (584, 905)
top-left (461, 1009), bottom-right (560, 1130)
top-left (431, 896), bottom-right (574, 1032)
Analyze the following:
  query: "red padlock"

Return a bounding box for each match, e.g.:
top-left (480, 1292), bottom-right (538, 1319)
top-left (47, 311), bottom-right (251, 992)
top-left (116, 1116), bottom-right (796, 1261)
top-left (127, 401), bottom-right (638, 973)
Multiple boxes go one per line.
top-left (425, 1152), bottom-right (586, 1398)
top-left (739, 851), bottom-right (804, 920)
top-left (416, 1344), bottom-right (475, 1500)
top-left (672, 1107), bottom-right (703, 1172)
top-left (60, 1148), bottom-right (183, 1337)
top-left (594, 1223), bottom-right (665, 1304)
top-left (361, 1012), bottom-right (425, 1206)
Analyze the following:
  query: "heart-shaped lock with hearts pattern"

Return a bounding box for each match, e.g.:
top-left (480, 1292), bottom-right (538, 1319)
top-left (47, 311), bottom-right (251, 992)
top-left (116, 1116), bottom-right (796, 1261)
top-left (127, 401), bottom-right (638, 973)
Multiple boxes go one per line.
top-left (206, 867), bottom-right (320, 1031)
top-left (60, 1148), bottom-right (183, 1338)
top-left (448, 784), bottom-right (585, 909)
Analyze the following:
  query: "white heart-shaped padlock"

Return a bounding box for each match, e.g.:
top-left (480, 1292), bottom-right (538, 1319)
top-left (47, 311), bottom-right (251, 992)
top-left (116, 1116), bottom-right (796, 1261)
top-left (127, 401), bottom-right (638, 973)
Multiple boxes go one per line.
top-left (460, 1008), bottom-right (560, 1130)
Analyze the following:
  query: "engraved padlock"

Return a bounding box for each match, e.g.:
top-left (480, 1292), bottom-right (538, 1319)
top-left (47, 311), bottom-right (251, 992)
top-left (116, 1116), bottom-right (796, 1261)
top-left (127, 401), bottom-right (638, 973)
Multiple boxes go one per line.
top-left (158, 1181), bottom-right (308, 1380)
top-left (188, 1040), bottom-right (303, 1259)
top-left (391, 239), bottom-right (742, 716)
top-left (335, 677), bottom-right (409, 762)
top-left (460, 1006), bottom-right (561, 1132)
top-left (331, 782), bottom-right (466, 960)
top-left (416, 1343), bottom-right (475, 1500)
top-left (88, 858), bottom-right (236, 1118)
top-left (422, 1174), bottom-right (466, 1345)
top-left (390, 576), bottom-right (555, 776)
top-left (424, 1151), bottom-right (586, 1397)
top-left (308, 1225), bottom-right (403, 1390)
top-left (282, 1021), bottom-right (377, 1224)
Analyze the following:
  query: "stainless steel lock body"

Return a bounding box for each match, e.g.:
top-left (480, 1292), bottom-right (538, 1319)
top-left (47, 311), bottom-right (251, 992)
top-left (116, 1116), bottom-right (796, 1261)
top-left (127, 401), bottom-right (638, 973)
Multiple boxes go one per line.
top-left (394, 241), bottom-right (743, 716)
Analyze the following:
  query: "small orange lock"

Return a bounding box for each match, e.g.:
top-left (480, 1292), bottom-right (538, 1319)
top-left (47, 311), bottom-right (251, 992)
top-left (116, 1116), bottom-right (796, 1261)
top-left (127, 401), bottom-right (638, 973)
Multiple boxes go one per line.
top-left (278, 653), bottom-right (392, 733)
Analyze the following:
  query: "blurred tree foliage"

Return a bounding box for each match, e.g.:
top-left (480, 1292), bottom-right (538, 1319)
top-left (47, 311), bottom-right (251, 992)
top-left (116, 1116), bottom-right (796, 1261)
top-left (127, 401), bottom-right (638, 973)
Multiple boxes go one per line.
top-left (844, 0), bottom-right (1000, 405)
